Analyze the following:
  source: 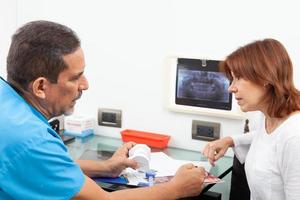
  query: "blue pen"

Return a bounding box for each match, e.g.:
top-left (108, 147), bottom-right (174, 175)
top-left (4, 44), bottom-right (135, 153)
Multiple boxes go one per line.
top-left (146, 170), bottom-right (156, 187)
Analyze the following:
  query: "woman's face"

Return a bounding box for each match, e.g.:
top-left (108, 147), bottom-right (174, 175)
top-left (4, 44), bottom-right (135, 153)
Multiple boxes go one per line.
top-left (228, 72), bottom-right (267, 112)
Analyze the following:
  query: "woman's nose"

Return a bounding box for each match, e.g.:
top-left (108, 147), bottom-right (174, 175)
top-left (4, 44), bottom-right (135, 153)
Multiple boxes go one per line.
top-left (228, 83), bottom-right (237, 93)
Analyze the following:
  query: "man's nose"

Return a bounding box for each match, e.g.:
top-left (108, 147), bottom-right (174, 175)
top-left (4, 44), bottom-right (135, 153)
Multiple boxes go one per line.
top-left (79, 75), bottom-right (89, 90)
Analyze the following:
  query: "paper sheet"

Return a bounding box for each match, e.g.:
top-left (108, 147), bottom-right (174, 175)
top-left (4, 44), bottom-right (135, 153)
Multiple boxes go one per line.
top-left (122, 152), bottom-right (211, 185)
top-left (150, 152), bottom-right (211, 177)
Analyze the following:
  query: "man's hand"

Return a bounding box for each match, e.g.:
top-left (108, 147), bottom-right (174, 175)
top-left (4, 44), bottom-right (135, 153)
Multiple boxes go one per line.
top-left (77, 142), bottom-right (138, 178)
top-left (168, 164), bottom-right (206, 198)
top-left (105, 142), bottom-right (138, 177)
top-left (202, 136), bottom-right (233, 166)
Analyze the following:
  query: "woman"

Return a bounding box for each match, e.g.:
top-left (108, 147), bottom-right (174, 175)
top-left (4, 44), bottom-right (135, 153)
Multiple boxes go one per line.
top-left (203, 38), bottom-right (300, 200)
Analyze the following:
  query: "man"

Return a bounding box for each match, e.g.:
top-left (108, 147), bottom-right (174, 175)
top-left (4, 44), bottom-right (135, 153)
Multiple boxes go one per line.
top-left (0, 20), bottom-right (206, 199)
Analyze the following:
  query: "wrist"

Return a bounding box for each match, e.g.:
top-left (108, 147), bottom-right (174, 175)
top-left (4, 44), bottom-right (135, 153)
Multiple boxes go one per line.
top-left (224, 136), bottom-right (234, 147)
top-left (77, 159), bottom-right (110, 177)
top-left (101, 159), bottom-right (117, 177)
top-left (164, 181), bottom-right (181, 199)
top-left (90, 160), bottom-right (113, 177)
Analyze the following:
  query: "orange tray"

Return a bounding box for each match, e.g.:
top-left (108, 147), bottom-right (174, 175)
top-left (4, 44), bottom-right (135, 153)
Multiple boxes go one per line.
top-left (120, 129), bottom-right (170, 149)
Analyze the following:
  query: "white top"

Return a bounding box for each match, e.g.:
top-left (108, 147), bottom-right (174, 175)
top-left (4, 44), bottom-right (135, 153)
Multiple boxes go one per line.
top-left (232, 113), bottom-right (300, 200)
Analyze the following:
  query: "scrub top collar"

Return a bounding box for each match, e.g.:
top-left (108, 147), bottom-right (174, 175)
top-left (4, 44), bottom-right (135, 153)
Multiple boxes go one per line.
top-left (0, 76), bottom-right (50, 126)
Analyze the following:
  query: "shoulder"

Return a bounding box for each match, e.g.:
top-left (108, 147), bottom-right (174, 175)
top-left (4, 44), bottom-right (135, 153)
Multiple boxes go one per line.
top-left (275, 113), bottom-right (300, 153)
top-left (0, 131), bottom-right (84, 199)
top-left (0, 123), bottom-right (65, 174)
top-left (0, 77), bottom-right (60, 154)
top-left (0, 121), bottom-right (84, 199)
top-left (0, 78), bottom-right (66, 172)
top-left (280, 112), bottom-right (300, 137)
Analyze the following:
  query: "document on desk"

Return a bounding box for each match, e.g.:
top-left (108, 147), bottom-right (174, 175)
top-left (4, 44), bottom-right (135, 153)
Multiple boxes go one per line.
top-left (94, 152), bottom-right (215, 186)
top-left (149, 154), bottom-right (223, 185)
top-left (121, 152), bottom-right (212, 186)
top-left (149, 152), bottom-right (211, 177)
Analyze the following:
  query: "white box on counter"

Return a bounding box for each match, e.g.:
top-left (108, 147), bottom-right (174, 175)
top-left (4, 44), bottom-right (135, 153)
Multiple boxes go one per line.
top-left (64, 115), bottom-right (94, 137)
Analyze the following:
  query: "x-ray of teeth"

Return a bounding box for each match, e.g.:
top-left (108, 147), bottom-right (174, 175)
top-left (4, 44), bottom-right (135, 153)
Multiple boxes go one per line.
top-left (177, 68), bottom-right (230, 103)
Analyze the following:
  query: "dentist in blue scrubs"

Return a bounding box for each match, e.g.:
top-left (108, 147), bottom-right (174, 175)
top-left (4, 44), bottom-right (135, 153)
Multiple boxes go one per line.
top-left (0, 20), bottom-right (206, 200)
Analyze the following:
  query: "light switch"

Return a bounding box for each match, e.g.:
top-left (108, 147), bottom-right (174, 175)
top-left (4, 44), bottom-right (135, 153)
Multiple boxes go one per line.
top-left (98, 108), bottom-right (122, 128)
top-left (191, 120), bottom-right (220, 141)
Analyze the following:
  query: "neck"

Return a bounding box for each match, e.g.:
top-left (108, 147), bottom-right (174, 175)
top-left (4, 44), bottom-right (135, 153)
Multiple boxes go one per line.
top-left (264, 115), bottom-right (287, 134)
top-left (8, 80), bottom-right (52, 120)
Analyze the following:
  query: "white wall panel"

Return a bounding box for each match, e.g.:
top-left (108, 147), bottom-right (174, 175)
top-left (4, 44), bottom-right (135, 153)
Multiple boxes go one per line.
top-left (11, 0), bottom-right (300, 152)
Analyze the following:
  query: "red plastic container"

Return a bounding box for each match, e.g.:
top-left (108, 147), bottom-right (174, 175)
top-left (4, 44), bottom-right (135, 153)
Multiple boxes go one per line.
top-left (120, 129), bottom-right (171, 149)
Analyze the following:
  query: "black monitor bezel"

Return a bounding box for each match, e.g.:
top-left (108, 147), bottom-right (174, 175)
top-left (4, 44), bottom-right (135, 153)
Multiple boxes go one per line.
top-left (175, 58), bottom-right (232, 111)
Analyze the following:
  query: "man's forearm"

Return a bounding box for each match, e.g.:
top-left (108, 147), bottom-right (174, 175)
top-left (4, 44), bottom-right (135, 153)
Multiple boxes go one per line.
top-left (109, 181), bottom-right (179, 200)
top-left (76, 159), bottom-right (111, 177)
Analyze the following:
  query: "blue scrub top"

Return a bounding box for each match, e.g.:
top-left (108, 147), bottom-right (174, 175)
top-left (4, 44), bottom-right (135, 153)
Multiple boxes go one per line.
top-left (0, 77), bottom-right (84, 199)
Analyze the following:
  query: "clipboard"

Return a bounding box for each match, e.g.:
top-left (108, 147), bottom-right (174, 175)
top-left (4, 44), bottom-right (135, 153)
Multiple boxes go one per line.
top-left (93, 176), bottom-right (128, 185)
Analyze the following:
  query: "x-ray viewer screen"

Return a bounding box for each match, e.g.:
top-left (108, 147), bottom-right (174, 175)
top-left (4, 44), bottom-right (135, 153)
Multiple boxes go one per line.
top-left (175, 58), bottom-right (232, 110)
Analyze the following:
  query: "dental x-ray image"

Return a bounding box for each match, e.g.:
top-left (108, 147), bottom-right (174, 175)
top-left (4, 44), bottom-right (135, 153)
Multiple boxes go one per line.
top-left (177, 69), bottom-right (230, 103)
top-left (175, 58), bottom-right (232, 110)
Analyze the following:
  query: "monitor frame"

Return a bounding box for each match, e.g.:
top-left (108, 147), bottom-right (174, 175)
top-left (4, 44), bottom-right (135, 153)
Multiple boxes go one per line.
top-left (175, 58), bottom-right (232, 111)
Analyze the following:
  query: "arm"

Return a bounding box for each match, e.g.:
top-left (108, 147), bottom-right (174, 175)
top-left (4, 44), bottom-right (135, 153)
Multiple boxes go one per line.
top-left (76, 142), bottom-right (138, 177)
top-left (73, 164), bottom-right (206, 200)
top-left (231, 131), bottom-right (255, 164)
top-left (202, 131), bottom-right (256, 166)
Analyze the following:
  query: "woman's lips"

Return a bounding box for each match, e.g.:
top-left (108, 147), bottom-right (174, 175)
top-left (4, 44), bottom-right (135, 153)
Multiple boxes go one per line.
top-left (236, 98), bottom-right (242, 105)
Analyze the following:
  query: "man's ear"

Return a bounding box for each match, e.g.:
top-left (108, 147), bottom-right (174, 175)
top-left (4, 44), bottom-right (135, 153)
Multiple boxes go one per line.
top-left (31, 77), bottom-right (49, 99)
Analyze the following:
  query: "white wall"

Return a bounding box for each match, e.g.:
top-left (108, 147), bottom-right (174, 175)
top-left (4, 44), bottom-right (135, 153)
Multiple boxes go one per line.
top-left (0, 0), bottom-right (17, 77)
top-left (2, 0), bottom-right (299, 152)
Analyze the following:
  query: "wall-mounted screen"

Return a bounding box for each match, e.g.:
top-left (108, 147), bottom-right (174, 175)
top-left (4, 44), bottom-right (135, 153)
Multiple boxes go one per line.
top-left (175, 58), bottom-right (232, 110)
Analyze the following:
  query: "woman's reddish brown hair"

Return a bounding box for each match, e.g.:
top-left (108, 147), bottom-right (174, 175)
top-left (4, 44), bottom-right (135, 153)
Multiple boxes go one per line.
top-left (220, 38), bottom-right (300, 118)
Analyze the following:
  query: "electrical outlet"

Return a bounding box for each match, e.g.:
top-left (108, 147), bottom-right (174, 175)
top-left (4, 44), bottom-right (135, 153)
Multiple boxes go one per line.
top-left (191, 120), bottom-right (220, 141)
top-left (98, 108), bottom-right (122, 128)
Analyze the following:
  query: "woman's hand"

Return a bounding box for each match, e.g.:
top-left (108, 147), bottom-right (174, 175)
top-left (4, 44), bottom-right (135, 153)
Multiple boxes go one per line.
top-left (202, 136), bottom-right (234, 166)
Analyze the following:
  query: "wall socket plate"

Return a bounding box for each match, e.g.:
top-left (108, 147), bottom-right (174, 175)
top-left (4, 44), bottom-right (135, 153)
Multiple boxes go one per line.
top-left (98, 108), bottom-right (122, 128)
top-left (191, 120), bottom-right (220, 141)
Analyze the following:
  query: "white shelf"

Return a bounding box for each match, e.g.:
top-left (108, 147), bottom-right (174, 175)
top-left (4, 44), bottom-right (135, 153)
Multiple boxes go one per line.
top-left (166, 103), bottom-right (246, 120)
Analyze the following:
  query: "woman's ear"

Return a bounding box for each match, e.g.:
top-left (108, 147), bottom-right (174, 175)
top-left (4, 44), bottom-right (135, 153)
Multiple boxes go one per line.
top-left (31, 77), bottom-right (48, 99)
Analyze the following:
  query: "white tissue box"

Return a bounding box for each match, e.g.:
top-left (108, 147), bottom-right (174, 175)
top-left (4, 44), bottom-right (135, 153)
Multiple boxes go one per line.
top-left (64, 115), bottom-right (94, 137)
